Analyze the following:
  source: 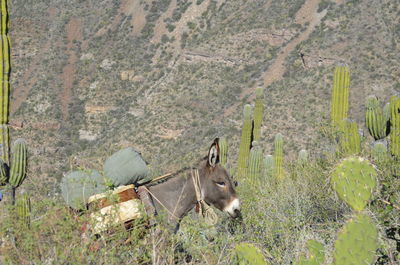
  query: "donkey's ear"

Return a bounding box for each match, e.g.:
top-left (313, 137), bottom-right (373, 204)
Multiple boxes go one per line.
top-left (207, 138), bottom-right (220, 167)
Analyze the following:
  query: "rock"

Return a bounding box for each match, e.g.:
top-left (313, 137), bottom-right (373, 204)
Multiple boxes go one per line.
top-left (120, 70), bottom-right (135, 81)
top-left (100, 59), bottom-right (116, 70)
top-left (80, 53), bottom-right (94, 61)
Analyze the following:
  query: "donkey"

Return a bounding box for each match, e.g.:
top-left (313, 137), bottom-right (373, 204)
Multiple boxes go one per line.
top-left (138, 138), bottom-right (241, 231)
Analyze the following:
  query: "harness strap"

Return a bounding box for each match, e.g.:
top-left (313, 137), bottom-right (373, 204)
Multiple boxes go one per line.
top-left (139, 186), bottom-right (181, 221)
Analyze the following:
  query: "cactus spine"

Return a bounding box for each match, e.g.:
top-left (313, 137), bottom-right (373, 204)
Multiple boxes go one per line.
top-left (248, 142), bottom-right (263, 186)
top-left (237, 104), bottom-right (252, 178)
top-left (390, 96), bottom-right (400, 158)
top-left (330, 66), bottom-right (350, 127)
top-left (365, 95), bottom-right (387, 140)
top-left (16, 193), bottom-right (31, 228)
top-left (219, 137), bottom-right (228, 167)
top-left (253, 87), bottom-right (264, 141)
top-left (274, 133), bottom-right (284, 179)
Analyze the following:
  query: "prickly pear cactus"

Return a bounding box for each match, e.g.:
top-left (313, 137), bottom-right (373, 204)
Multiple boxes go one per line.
top-left (296, 240), bottom-right (325, 265)
top-left (237, 104), bottom-right (253, 178)
top-left (333, 213), bottom-right (378, 265)
top-left (274, 133), bottom-right (284, 179)
top-left (219, 137), bottom-right (228, 167)
top-left (365, 95), bottom-right (387, 140)
top-left (16, 193), bottom-right (31, 228)
top-left (8, 139), bottom-right (27, 188)
top-left (331, 157), bottom-right (377, 212)
top-left (248, 142), bottom-right (263, 186)
top-left (253, 87), bottom-right (264, 141)
top-left (234, 242), bottom-right (268, 265)
top-left (330, 66), bottom-right (350, 127)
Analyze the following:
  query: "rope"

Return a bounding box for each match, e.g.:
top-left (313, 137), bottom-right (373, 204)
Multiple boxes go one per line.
top-left (191, 169), bottom-right (218, 225)
top-left (141, 186), bottom-right (181, 221)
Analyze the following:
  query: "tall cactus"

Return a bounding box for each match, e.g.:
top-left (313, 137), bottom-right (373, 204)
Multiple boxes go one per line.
top-left (0, 1), bottom-right (28, 204)
top-left (237, 104), bottom-right (252, 178)
top-left (330, 66), bottom-right (350, 127)
top-left (8, 139), bottom-right (27, 188)
top-left (274, 133), bottom-right (284, 179)
top-left (0, 0), bottom-right (10, 164)
top-left (253, 87), bottom-right (264, 141)
top-left (219, 137), bottom-right (228, 167)
top-left (263, 154), bottom-right (274, 180)
top-left (365, 95), bottom-right (387, 140)
top-left (16, 193), bottom-right (31, 228)
top-left (248, 142), bottom-right (263, 186)
top-left (390, 96), bottom-right (400, 158)
top-left (338, 120), bottom-right (360, 155)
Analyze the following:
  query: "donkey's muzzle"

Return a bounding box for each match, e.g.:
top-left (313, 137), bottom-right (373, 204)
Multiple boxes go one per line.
top-left (224, 198), bottom-right (241, 218)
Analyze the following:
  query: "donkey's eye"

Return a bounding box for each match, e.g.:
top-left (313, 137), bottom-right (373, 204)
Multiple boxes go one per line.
top-left (215, 182), bottom-right (225, 188)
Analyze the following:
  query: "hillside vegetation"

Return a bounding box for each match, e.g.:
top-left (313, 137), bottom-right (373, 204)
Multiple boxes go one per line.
top-left (0, 0), bottom-right (399, 264)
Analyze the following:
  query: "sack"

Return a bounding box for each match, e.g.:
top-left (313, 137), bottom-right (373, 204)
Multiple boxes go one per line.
top-left (88, 184), bottom-right (144, 234)
top-left (103, 147), bottom-right (150, 186)
top-left (61, 170), bottom-right (107, 210)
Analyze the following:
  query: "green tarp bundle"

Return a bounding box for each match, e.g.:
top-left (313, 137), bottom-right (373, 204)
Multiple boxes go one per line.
top-left (104, 147), bottom-right (150, 186)
top-left (61, 170), bottom-right (107, 210)
top-left (61, 147), bottom-right (150, 209)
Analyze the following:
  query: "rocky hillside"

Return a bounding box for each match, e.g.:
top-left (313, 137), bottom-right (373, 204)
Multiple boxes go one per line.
top-left (9, 0), bottom-right (400, 195)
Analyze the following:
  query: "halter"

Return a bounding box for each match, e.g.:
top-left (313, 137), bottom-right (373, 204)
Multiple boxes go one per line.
top-left (191, 169), bottom-right (218, 225)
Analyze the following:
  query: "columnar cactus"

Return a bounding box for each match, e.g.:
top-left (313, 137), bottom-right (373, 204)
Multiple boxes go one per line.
top-left (390, 96), bottom-right (400, 158)
top-left (8, 139), bottom-right (27, 188)
top-left (0, 0), bottom-right (10, 164)
top-left (298, 149), bottom-right (308, 165)
top-left (372, 142), bottom-right (387, 162)
top-left (274, 133), bottom-right (284, 179)
top-left (253, 87), bottom-right (264, 141)
top-left (330, 66), bottom-right (350, 127)
top-left (237, 104), bottom-right (252, 178)
top-left (16, 193), bottom-right (31, 228)
top-left (248, 142), bottom-right (263, 186)
top-left (339, 120), bottom-right (360, 155)
top-left (219, 137), bottom-right (228, 167)
top-left (365, 95), bottom-right (388, 140)
top-left (263, 154), bottom-right (274, 179)
top-left (331, 157), bottom-right (378, 264)
top-left (0, 1), bottom-right (28, 204)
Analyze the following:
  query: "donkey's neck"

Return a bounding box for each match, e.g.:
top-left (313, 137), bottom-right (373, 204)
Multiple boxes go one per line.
top-left (147, 174), bottom-right (197, 222)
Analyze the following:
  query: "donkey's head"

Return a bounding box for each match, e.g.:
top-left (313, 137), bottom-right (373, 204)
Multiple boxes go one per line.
top-left (199, 138), bottom-right (241, 218)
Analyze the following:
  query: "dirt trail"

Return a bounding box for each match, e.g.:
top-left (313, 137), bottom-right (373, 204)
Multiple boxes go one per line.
top-left (11, 8), bottom-right (57, 115)
top-left (223, 0), bottom-right (326, 117)
top-left (60, 17), bottom-right (83, 120)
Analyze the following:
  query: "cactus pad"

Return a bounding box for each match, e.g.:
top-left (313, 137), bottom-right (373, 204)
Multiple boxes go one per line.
top-left (234, 242), bottom-right (268, 265)
top-left (296, 240), bottom-right (325, 265)
top-left (333, 213), bottom-right (378, 265)
top-left (331, 157), bottom-right (377, 212)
